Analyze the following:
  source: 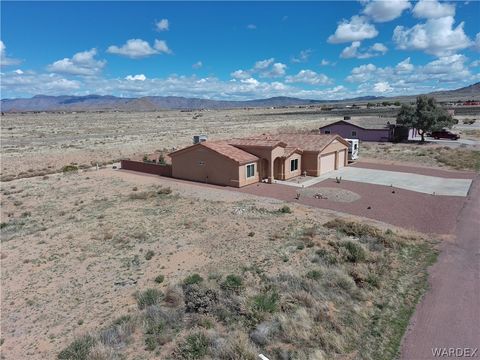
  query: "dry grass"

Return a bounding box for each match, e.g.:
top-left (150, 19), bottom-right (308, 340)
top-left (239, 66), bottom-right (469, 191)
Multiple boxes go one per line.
top-left (57, 214), bottom-right (437, 359)
top-left (361, 142), bottom-right (480, 171)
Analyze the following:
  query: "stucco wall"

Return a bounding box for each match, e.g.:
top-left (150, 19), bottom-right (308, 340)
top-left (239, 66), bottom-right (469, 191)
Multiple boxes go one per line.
top-left (121, 160), bottom-right (172, 177)
top-left (302, 152), bottom-right (320, 176)
top-left (171, 147), bottom-right (245, 187)
top-left (283, 153), bottom-right (302, 180)
top-left (321, 124), bottom-right (391, 141)
top-left (238, 162), bottom-right (260, 187)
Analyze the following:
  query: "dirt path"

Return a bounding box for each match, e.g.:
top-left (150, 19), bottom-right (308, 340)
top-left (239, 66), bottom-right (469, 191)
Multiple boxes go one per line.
top-left (401, 176), bottom-right (480, 359)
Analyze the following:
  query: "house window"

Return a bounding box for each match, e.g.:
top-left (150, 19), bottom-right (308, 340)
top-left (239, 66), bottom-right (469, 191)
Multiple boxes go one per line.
top-left (246, 163), bottom-right (255, 178)
top-left (351, 130), bottom-right (357, 137)
top-left (324, 130), bottom-right (331, 134)
top-left (290, 158), bottom-right (299, 172)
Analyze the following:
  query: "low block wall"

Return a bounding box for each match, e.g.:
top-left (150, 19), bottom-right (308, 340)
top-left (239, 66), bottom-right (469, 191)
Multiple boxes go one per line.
top-left (121, 160), bottom-right (172, 177)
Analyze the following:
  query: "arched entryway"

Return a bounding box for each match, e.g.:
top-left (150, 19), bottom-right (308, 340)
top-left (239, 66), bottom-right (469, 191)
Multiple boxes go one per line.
top-left (273, 157), bottom-right (284, 180)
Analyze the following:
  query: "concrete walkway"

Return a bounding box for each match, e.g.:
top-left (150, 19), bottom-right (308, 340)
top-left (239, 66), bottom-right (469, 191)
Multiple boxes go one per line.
top-left (276, 167), bottom-right (472, 196)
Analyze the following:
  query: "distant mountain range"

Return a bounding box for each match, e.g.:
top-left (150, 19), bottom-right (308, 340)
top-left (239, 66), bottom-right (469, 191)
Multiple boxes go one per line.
top-left (1, 83), bottom-right (478, 113)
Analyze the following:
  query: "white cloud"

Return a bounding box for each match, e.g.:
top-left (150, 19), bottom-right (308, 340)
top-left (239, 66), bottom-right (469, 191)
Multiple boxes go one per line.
top-left (347, 54), bottom-right (475, 91)
top-left (1, 71), bottom-right (81, 95)
top-left (14, 69), bottom-right (24, 75)
top-left (320, 59), bottom-right (331, 66)
top-left (153, 40), bottom-right (171, 54)
top-left (328, 16), bottom-right (378, 43)
top-left (0, 40), bottom-right (21, 66)
top-left (230, 69), bottom-right (251, 80)
top-left (373, 81), bottom-right (393, 93)
top-left (267, 62), bottom-right (287, 77)
top-left (413, 0), bottom-right (455, 19)
top-left (246, 24), bottom-right (257, 30)
top-left (47, 48), bottom-right (106, 76)
top-left (285, 70), bottom-right (331, 85)
top-left (371, 43), bottom-right (388, 53)
top-left (125, 74), bottom-right (146, 81)
top-left (474, 33), bottom-right (480, 51)
top-left (156, 19), bottom-right (169, 31)
top-left (192, 61), bottom-right (203, 69)
top-left (232, 58), bottom-right (287, 79)
top-left (393, 16), bottom-right (472, 56)
top-left (292, 49), bottom-right (312, 63)
top-left (471, 60), bottom-right (480, 68)
top-left (340, 41), bottom-right (388, 59)
top-left (107, 39), bottom-right (171, 58)
top-left (422, 54), bottom-right (470, 80)
top-left (363, 0), bottom-right (411, 22)
top-left (254, 58), bottom-right (274, 71)
top-left (395, 57), bottom-right (414, 73)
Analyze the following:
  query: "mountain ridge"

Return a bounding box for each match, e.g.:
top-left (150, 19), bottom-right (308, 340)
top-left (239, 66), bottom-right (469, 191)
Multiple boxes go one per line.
top-left (1, 82), bottom-right (478, 113)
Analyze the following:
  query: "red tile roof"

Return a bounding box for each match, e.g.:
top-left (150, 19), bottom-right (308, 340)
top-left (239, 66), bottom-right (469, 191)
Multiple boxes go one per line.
top-left (201, 141), bottom-right (259, 164)
top-left (249, 133), bottom-right (346, 152)
top-left (227, 138), bottom-right (287, 148)
top-left (169, 141), bottom-right (258, 165)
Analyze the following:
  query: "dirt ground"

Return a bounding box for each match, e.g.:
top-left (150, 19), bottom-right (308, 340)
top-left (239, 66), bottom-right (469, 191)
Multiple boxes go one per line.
top-left (3, 110), bottom-right (477, 182)
top-left (0, 109), bottom-right (347, 181)
top-left (1, 109), bottom-right (478, 359)
top-left (3, 167), bottom-right (396, 359)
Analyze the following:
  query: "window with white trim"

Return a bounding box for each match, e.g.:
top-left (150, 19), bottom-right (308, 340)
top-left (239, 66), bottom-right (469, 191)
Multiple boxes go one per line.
top-left (351, 130), bottom-right (357, 137)
top-left (246, 163), bottom-right (255, 178)
top-left (290, 158), bottom-right (299, 172)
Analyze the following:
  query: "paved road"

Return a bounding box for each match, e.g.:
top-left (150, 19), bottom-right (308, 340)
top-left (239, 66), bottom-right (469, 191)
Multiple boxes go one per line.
top-left (276, 167), bottom-right (472, 196)
top-left (401, 176), bottom-right (480, 359)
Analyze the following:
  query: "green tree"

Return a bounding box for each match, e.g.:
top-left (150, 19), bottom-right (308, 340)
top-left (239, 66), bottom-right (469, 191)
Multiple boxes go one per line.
top-left (396, 96), bottom-right (454, 142)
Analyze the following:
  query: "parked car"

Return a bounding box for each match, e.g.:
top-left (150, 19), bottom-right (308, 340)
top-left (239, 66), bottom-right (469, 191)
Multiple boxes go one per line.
top-left (431, 130), bottom-right (459, 140)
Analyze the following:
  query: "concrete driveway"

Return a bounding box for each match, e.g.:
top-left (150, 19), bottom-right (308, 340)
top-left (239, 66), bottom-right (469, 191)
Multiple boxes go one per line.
top-left (333, 167), bottom-right (472, 196)
top-left (276, 167), bottom-right (472, 196)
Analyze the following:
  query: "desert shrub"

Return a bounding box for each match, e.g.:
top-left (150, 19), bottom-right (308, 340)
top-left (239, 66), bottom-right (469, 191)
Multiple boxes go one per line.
top-left (221, 275), bottom-right (243, 292)
top-left (326, 269), bottom-right (356, 292)
top-left (314, 248), bottom-right (338, 265)
top-left (251, 291), bottom-right (279, 314)
top-left (58, 334), bottom-right (96, 360)
top-left (145, 336), bottom-right (157, 351)
top-left (164, 286), bottom-right (183, 307)
top-left (250, 321), bottom-right (278, 345)
top-left (62, 165), bottom-right (79, 173)
top-left (145, 250), bottom-right (155, 260)
top-left (324, 219), bottom-right (384, 241)
top-left (340, 240), bottom-right (367, 263)
top-left (211, 331), bottom-right (258, 359)
top-left (154, 275), bottom-right (165, 284)
top-left (463, 118), bottom-right (476, 125)
top-left (157, 187), bottom-right (172, 195)
top-left (135, 289), bottom-right (163, 309)
top-left (99, 317), bottom-right (135, 349)
top-left (306, 270), bottom-right (322, 280)
top-left (129, 191), bottom-right (155, 200)
top-left (183, 285), bottom-right (218, 314)
top-left (366, 272), bottom-right (381, 288)
top-left (183, 274), bottom-right (203, 286)
top-left (278, 205), bottom-right (292, 214)
top-left (177, 332), bottom-right (209, 359)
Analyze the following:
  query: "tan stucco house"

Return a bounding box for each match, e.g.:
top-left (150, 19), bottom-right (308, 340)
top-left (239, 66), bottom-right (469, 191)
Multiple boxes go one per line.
top-left (169, 134), bottom-right (349, 187)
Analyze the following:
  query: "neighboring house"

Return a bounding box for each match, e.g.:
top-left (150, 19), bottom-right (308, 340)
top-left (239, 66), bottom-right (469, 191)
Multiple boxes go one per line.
top-left (319, 118), bottom-right (401, 142)
top-left (169, 134), bottom-right (349, 187)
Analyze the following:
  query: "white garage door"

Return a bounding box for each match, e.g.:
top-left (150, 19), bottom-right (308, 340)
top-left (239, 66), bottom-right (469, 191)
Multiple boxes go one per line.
top-left (320, 153), bottom-right (336, 174)
top-left (338, 150), bottom-right (346, 169)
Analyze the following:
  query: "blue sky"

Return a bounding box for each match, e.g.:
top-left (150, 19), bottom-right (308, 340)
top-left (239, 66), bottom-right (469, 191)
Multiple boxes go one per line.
top-left (1, 1), bottom-right (479, 100)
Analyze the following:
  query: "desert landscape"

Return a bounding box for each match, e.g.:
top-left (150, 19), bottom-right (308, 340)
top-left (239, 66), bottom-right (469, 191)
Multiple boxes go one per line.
top-left (2, 1), bottom-right (480, 358)
top-left (1, 106), bottom-right (479, 359)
